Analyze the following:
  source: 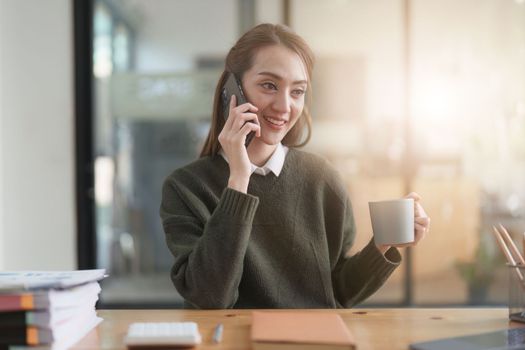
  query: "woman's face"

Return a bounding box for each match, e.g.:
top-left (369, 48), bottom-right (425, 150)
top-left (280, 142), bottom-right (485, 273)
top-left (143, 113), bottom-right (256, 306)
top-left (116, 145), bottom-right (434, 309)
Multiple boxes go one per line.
top-left (241, 45), bottom-right (308, 147)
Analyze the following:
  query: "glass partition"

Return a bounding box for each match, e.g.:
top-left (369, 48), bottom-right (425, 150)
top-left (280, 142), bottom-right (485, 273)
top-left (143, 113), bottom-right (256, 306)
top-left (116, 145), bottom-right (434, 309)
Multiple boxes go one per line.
top-left (90, 0), bottom-right (525, 306)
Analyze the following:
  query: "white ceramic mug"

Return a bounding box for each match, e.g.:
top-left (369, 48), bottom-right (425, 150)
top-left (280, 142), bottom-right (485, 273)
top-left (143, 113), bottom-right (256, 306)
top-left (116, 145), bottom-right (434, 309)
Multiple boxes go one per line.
top-left (369, 198), bottom-right (414, 245)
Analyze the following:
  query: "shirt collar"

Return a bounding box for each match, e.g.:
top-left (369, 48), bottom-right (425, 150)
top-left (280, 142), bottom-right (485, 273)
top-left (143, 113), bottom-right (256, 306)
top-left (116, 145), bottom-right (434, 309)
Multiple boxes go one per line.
top-left (219, 143), bottom-right (288, 177)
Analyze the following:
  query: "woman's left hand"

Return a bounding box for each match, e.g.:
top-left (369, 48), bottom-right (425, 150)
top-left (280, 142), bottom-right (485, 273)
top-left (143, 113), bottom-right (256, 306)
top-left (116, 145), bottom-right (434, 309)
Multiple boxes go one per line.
top-left (376, 192), bottom-right (431, 254)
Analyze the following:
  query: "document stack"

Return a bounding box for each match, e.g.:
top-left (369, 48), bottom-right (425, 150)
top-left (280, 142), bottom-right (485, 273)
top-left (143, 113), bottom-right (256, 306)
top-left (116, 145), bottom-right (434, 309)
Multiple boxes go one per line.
top-left (0, 269), bottom-right (106, 350)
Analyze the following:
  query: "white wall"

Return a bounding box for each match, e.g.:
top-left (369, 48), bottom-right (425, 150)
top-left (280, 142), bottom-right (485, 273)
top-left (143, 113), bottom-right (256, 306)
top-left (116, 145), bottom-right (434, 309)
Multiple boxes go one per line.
top-left (0, 1), bottom-right (4, 269)
top-left (0, 0), bottom-right (75, 270)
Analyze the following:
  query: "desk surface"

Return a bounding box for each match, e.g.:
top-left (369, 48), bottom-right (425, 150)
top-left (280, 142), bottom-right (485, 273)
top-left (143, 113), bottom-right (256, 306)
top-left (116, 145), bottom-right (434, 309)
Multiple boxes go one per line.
top-left (73, 308), bottom-right (522, 350)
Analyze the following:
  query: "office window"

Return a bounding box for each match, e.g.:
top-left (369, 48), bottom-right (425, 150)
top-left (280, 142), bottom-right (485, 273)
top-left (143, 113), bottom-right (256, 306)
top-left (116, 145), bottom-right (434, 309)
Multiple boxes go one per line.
top-left (292, 0), bottom-right (525, 305)
top-left (93, 1), bottom-right (113, 79)
top-left (91, 0), bottom-right (241, 306)
top-left (113, 24), bottom-right (131, 72)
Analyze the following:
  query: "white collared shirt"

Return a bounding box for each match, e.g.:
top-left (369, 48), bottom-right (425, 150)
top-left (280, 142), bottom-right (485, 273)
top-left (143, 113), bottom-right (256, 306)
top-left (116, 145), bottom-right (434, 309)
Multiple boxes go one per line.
top-left (219, 143), bottom-right (289, 177)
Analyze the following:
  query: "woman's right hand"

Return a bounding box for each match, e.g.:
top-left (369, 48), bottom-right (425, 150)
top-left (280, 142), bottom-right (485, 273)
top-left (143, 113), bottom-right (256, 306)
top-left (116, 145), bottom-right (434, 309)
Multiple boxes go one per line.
top-left (218, 95), bottom-right (261, 193)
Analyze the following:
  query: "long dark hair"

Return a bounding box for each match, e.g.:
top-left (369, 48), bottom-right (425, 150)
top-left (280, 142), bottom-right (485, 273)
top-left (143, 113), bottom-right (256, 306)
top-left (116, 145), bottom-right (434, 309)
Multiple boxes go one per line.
top-left (200, 23), bottom-right (315, 157)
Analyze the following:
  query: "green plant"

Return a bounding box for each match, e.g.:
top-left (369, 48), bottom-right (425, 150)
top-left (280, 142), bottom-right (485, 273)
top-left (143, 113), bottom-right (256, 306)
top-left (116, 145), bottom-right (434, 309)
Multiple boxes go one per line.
top-left (455, 243), bottom-right (495, 286)
top-left (454, 239), bottom-right (501, 304)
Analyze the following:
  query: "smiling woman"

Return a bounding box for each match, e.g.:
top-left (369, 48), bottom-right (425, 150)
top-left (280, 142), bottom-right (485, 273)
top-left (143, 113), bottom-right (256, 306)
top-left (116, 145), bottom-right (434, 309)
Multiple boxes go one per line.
top-left (200, 24), bottom-right (315, 160)
top-left (159, 23), bottom-right (430, 309)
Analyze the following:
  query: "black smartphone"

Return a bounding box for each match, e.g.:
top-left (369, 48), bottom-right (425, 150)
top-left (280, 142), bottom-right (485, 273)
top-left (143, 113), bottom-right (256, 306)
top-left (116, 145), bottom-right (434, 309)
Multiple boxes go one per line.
top-left (221, 73), bottom-right (256, 147)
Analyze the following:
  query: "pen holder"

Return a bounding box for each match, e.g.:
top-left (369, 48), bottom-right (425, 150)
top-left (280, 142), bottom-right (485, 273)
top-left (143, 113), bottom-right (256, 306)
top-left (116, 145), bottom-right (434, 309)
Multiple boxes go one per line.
top-left (508, 264), bottom-right (525, 323)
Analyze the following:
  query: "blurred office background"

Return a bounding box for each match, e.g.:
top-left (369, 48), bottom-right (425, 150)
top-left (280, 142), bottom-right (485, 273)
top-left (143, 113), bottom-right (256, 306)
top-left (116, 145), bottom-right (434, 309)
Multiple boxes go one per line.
top-left (1, 0), bottom-right (525, 307)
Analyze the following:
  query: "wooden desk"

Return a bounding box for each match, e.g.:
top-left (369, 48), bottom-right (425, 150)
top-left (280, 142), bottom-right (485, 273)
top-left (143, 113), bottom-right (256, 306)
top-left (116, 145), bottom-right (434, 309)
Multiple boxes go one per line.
top-left (73, 308), bottom-right (523, 350)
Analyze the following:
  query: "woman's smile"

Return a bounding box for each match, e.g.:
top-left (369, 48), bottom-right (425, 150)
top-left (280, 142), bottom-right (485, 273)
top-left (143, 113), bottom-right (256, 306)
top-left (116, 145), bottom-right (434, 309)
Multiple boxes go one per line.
top-left (262, 115), bottom-right (288, 129)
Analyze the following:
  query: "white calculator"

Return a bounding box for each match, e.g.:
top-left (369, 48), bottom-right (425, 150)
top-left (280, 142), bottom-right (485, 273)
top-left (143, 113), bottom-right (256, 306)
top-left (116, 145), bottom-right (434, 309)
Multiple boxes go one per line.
top-left (124, 322), bottom-right (202, 347)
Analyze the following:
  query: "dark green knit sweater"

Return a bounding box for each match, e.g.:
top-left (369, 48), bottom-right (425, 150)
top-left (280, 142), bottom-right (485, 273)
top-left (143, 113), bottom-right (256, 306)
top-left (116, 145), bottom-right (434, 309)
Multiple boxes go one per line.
top-left (160, 148), bottom-right (401, 309)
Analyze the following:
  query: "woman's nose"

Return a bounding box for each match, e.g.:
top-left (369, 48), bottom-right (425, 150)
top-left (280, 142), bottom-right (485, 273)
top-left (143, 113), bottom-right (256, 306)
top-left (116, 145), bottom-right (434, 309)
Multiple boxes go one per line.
top-left (272, 90), bottom-right (291, 114)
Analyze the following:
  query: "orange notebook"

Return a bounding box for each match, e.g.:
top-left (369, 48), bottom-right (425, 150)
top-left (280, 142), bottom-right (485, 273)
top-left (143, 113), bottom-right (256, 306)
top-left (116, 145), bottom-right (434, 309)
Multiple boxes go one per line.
top-left (251, 311), bottom-right (356, 350)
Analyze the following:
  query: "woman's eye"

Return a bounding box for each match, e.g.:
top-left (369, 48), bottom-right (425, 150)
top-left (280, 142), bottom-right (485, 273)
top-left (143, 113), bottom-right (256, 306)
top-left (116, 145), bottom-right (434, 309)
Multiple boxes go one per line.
top-left (292, 89), bottom-right (305, 97)
top-left (261, 82), bottom-right (277, 90)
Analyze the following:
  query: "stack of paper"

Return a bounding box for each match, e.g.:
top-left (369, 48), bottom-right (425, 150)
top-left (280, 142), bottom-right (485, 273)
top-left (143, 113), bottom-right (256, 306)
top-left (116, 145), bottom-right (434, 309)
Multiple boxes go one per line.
top-left (0, 270), bottom-right (106, 350)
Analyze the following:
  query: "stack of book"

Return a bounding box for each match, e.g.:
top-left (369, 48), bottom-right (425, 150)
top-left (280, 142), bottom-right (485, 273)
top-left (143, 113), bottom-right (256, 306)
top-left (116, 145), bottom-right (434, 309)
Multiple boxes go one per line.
top-left (0, 269), bottom-right (106, 350)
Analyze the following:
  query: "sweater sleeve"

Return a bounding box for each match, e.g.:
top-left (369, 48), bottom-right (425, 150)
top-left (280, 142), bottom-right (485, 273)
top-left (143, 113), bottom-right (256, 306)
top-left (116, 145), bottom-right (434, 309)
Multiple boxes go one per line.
top-left (160, 176), bottom-right (259, 309)
top-left (332, 197), bottom-right (401, 308)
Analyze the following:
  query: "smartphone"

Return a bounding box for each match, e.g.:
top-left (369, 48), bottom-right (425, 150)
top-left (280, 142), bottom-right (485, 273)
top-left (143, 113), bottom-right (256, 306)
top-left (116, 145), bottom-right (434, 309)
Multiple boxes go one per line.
top-left (221, 73), bottom-right (256, 147)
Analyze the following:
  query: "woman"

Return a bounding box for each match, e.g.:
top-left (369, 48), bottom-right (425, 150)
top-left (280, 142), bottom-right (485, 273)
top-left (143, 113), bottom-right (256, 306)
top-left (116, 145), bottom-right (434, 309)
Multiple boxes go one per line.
top-left (160, 23), bottom-right (430, 309)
